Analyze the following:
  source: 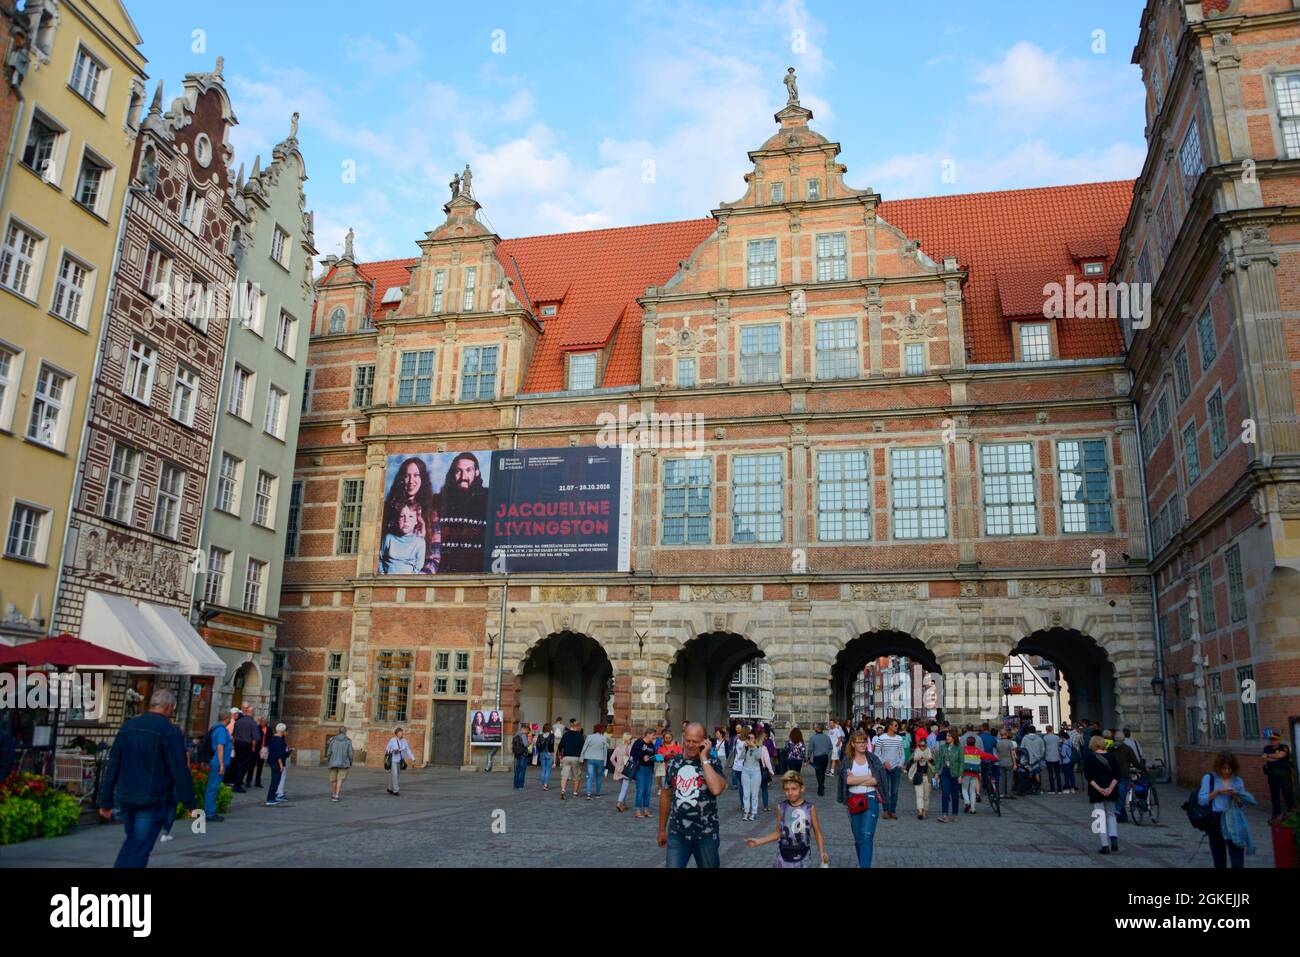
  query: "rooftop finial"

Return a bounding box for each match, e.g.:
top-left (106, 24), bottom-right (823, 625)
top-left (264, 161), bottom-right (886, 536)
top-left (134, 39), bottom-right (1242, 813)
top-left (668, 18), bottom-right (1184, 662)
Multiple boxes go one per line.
top-left (784, 67), bottom-right (799, 105)
top-left (148, 80), bottom-right (164, 116)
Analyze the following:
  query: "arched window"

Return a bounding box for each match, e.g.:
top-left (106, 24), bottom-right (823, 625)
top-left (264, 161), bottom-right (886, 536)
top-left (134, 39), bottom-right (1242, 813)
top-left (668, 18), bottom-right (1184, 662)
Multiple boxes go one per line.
top-left (328, 307), bottom-right (346, 334)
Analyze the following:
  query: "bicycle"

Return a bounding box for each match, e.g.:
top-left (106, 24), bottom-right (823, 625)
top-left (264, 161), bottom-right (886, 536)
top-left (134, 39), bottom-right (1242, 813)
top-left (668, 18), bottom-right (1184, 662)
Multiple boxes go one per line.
top-left (1125, 761), bottom-right (1161, 825)
top-left (981, 760), bottom-right (1001, 817)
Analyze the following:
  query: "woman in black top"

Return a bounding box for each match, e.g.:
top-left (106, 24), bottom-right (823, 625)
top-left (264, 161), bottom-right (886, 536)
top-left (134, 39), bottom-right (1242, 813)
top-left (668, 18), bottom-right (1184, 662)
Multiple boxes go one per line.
top-left (536, 728), bottom-right (555, 791)
top-left (1082, 736), bottom-right (1120, 854)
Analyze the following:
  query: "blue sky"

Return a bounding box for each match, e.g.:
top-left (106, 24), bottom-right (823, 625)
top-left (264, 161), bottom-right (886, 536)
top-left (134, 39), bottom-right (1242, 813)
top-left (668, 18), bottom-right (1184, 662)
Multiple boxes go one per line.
top-left (133, 0), bottom-right (1148, 262)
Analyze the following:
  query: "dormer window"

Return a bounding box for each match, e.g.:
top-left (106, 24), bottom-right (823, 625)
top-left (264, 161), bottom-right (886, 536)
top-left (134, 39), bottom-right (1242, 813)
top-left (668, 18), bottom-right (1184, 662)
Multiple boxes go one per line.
top-left (1082, 261), bottom-right (1104, 276)
top-left (769, 183), bottom-right (784, 204)
top-left (568, 352), bottom-right (598, 391)
top-left (1019, 322), bottom-right (1052, 362)
top-left (540, 304), bottom-right (557, 317)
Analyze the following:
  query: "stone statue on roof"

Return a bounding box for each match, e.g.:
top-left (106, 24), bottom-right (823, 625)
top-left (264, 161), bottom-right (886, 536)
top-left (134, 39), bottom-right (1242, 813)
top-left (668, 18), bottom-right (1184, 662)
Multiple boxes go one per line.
top-left (450, 172), bottom-right (461, 199)
top-left (290, 112), bottom-right (299, 139)
top-left (784, 67), bottom-right (799, 105)
top-left (461, 164), bottom-right (473, 198)
top-left (344, 227), bottom-right (354, 260)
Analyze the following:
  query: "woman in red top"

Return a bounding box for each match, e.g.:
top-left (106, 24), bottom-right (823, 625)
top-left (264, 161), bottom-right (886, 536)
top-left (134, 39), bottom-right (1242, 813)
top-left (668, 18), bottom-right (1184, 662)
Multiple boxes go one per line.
top-left (961, 735), bottom-right (997, 813)
top-left (654, 731), bottom-right (682, 797)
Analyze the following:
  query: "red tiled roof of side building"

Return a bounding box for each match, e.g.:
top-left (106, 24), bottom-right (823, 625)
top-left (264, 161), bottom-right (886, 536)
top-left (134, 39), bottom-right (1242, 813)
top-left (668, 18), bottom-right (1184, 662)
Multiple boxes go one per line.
top-left (879, 179), bottom-right (1135, 363)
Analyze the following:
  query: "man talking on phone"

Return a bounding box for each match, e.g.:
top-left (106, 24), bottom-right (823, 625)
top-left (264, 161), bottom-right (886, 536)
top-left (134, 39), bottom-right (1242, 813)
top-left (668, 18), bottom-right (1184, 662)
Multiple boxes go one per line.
top-left (658, 722), bottom-right (727, 868)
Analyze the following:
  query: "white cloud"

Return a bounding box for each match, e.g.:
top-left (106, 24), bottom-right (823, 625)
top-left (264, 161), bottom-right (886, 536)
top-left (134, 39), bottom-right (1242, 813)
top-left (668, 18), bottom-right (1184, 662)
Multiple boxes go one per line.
top-left (971, 42), bottom-right (1083, 116)
top-left (343, 33), bottom-right (422, 76)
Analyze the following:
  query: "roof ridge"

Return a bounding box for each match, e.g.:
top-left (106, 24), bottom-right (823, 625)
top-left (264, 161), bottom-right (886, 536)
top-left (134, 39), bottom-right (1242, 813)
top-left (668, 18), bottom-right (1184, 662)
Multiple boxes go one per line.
top-left (501, 217), bottom-right (716, 245)
top-left (882, 180), bottom-right (1135, 205)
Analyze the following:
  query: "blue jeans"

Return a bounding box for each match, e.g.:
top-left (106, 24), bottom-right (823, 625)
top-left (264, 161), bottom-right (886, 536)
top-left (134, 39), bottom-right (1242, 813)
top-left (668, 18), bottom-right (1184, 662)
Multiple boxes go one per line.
top-left (1046, 761), bottom-right (1062, 793)
top-left (741, 767), bottom-right (761, 815)
top-left (634, 765), bottom-right (654, 809)
top-left (665, 831), bottom-right (721, 868)
top-left (733, 769), bottom-right (744, 807)
top-left (940, 769), bottom-right (960, 815)
top-left (513, 754), bottom-right (528, 789)
top-left (1115, 777), bottom-right (1129, 822)
top-left (586, 759), bottom-right (604, 796)
top-left (205, 760), bottom-right (223, 816)
top-left (1063, 762), bottom-right (1076, 791)
top-left (539, 755), bottom-right (553, 787)
top-left (847, 793), bottom-right (881, 867)
top-left (114, 804), bottom-right (171, 868)
top-left (884, 766), bottom-right (902, 813)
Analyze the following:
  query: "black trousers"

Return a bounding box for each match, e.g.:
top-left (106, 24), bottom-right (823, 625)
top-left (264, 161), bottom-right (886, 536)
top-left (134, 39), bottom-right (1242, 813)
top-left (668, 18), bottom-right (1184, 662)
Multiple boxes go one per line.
top-left (244, 754), bottom-right (264, 787)
top-left (1207, 811), bottom-right (1244, 868)
top-left (226, 741), bottom-right (253, 786)
top-left (1268, 773), bottom-right (1296, 818)
top-left (813, 755), bottom-right (829, 795)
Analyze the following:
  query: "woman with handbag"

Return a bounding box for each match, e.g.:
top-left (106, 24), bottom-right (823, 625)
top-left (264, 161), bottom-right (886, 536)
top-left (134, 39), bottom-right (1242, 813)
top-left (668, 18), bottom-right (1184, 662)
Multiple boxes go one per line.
top-left (1083, 735), bottom-right (1120, 854)
top-left (783, 728), bottom-right (806, 775)
top-left (906, 737), bottom-right (935, 819)
top-left (536, 725), bottom-right (555, 792)
top-left (737, 730), bottom-right (766, 821)
top-left (838, 729), bottom-right (884, 867)
top-left (755, 728), bottom-right (776, 813)
top-left (935, 730), bottom-right (964, 823)
top-left (385, 727), bottom-right (415, 796)
top-left (612, 732), bottom-right (634, 811)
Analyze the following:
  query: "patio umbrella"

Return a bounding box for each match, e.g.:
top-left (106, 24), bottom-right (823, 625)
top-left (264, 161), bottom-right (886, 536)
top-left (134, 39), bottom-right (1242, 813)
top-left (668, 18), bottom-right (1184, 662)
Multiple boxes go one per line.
top-left (0, 634), bottom-right (151, 771)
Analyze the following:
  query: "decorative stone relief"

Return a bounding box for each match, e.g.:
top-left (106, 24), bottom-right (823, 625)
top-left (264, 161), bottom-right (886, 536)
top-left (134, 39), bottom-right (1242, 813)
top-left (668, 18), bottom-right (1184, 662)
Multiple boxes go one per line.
top-left (850, 582), bottom-right (919, 601)
top-left (540, 586), bottom-right (597, 603)
top-left (1018, 579), bottom-right (1090, 598)
top-left (690, 585), bottom-right (750, 602)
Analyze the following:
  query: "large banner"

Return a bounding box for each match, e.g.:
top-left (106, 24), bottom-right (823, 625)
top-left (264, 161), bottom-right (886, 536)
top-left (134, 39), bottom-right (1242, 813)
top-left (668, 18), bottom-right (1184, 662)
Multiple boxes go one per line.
top-left (377, 446), bottom-right (632, 575)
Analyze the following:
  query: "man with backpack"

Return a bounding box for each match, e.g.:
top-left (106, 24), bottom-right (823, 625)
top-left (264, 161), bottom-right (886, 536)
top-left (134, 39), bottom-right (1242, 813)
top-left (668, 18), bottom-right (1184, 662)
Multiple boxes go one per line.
top-left (511, 722), bottom-right (532, 789)
top-left (197, 708), bottom-right (236, 821)
top-left (1110, 733), bottom-right (1137, 822)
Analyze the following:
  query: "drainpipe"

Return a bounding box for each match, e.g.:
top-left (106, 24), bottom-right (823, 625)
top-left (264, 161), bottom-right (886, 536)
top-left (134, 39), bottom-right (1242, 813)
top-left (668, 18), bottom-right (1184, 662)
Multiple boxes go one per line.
top-left (1131, 374), bottom-right (1172, 782)
top-left (485, 399), bottom-right (521, 772)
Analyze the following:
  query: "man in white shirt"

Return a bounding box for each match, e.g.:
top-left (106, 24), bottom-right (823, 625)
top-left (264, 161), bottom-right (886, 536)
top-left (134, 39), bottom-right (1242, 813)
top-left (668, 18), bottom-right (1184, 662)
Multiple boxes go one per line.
top-left (827, 720), bottom-right (844, 775)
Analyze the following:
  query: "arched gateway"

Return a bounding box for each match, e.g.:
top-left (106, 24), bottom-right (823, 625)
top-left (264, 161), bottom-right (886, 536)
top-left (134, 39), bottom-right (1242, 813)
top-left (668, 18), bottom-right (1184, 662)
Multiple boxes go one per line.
top-left (517, 631), bottom-right (613, 732)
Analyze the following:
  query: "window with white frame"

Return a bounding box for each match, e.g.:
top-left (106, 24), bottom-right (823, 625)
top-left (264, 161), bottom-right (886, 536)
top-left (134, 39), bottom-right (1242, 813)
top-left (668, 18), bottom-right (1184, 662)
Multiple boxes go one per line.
top-left (285, 480), bottom-right (303, 558)
top-left (274, 310), bottom-right (297, 357)
top-left (769, 182), bottom-right (784, 204)
top-left (817, 450), bottom-right (870, 542)
top-left (0, 347), bottom-right (17, 431)
top-left (170, 364), bottom-right (198, 427)
top-left (1197, 308), bottom-right (1216, 369)
top-left (891, 447), bottom-right (946, 539)
top-left (1208, 389), bottom-right (1228, 458)
top-left (662, 458), bottom-right (711, 545)
top-left (271, 225), bottom-right (290, 267)
top-left (396, 350), bottom-right (434, 405)
top-left (732, 453), bottom-right (783, 543)
top-left (73, 152), bottom-right (110, 215)
top-left (21, 112), bottom-right (65, 183)
top-left (981, 443), bottom-right (1037, 535)
top-left (1225, 544), bottom-right (1246, 622)
top-left (461, 266), bottom-right (477, 311)
top-left (568, 352), bottom-right (597, 391)
top-left (746, 239), bottom-right (777, 287)
top-left (1, 220), bottom-right (42, 298)
top-left (235, 281), bottom-right (266, 333)
top-left (739, 323), bottom-right (780, 384)
top-left (1173, 346), bottom-right (1191, 404)
top-left (1182, 419), bottom-right (1201, 483)
top-left (27, 363), bottom-right (70, 448)
top-left (204, 546), bottom-right (230, 605)
top-left (677, 357), bottom-right (696, 389)
top-left (50, 254), bottom-right (90, 326)
top-left (180, 185), bottom-right (205, 233)
top-left (5, 502), bottom-right (50, 562)
top-left (215, 452), bottom-right (242, 515)
top-left (814, 318), bottom-right (858, 380)
top-left (460, 345), bottom-right (498, 400)
top-left (229, 365), bottom-right (253, 419)
top-left (1179, 120), bottom-right (1203, 196)
top-left (104, 442), bottom-right (140, 524)
top-left (815, 232), bottom-right (848, 282)
top-left (327, 307), bottom-right (345, 335)
top-left (141, 245), bottom-right (172, 299)
top-left (903, 342), bottom-right (927, 376)
top-left (152, 463), bottom-right (184, 539)
top-left (253, 470), bottom-right (276, 528)
top-left (70, 46), bottom-right (105, 107)
top-left (431, 270), bottom-right (446, 312)
top-left (1273, 73), bottom-right (1300, 158)
top-left (352, 364), bottom-right (375, 407)
top-left (1083, 261), bottom-right (1104, 276)
top-left (243, 558), bottom-right (267, 614)
top-left (264, 385), bottom-right (288, 439)
top-left (1057, 439), bottom-right (1112, 533)
top-left (1019, 323), bottom-right (1051, 362)
top-left (337, 478), bottom-right (364, 555)
top-left (122, 337), bottom-right (156, 404)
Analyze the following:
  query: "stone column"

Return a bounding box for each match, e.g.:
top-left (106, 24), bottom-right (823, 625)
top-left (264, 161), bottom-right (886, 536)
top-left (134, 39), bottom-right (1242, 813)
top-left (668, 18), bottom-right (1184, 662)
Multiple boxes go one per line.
top-left (345, 589), bottom-right (373, 762)
top-left (715, 298), bottom-right (731, 386)
top-left (640, 305), bottom-right (658, 388)
top-left (790, 425), bottom-right (809, 547)
top-left (501, 315), bottom-right (523, 398)
top-left (635, 447), bottom-right (655, 572)
top-left (952, 416), bottom-right (978, 567)
top-left (866, 285), bottom-right (883, 376)
top-left (438, 321), bottom-right (457, 403)
top-left (1115, 406), bottom-right (1148, 562)
top-left (943, 274), bottom-right (965, 370)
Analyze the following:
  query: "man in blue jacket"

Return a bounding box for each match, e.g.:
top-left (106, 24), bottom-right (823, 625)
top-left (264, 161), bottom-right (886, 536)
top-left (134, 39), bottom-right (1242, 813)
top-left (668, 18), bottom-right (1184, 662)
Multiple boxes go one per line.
top-left (97, 688), bottom-right (196, 868)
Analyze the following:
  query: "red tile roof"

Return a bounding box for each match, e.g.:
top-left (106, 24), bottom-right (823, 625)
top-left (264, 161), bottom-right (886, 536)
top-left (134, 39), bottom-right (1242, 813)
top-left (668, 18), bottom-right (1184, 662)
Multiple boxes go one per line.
top-left (329, 179), bottom-right (1132, 385)
top-left (879, 180), bottom-right (1135, 363)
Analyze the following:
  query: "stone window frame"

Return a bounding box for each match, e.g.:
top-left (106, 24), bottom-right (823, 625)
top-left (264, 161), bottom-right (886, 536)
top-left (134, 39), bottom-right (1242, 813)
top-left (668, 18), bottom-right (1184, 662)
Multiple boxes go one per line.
top-left (1207, 388), bottom-right (1228, 458)
top-left (335, 477), bottom-right (364, 556)
top-left (284, 480), bottom-right (304, 559)
top-left (889, 445), bottom-right (948, 541)
top-left (903, 341), bottom-right (927, 376)
top-left (814, 232), bottom-right (848, 283)
top-left (737, 321), bottom-right (782, 384)
top-left (815, 448), bottom-right (871, 542)
top-left (661, 456), bottom-right (713, 546)
top-left (745, 238), bottom-right (778, 288)
top-left (431, 270), bottom-right (446, 313)
top-left (1181, 417), bottom-right (1201, 485)
top-left (768, 181), bottom-right (784, 204)
top-left (1198, 562), bottom-right (1217, 634)
top-left (979, 441), bottom-right (1039, 537)
top-left (352, 363), bottom-right (375, 409)
top-left (374, 650), bottom-right (414, 723)
top-left (152, 460), bottom-right (185, 540)
top-left (730, 451), bottom-right (785, 544)
top-left (1208, 671), bottom-right (1227, 741)
top-left (812, 316), bottom-right (859, 381)
top-left (461, 265), bottom-right (477, 312)
top-left (1173, 345), bottom-right (1191, 405)
top-left (1197, 308), bottom-right (1216, 371)
top-left (566, 351), bottom-right (598, 392)
top-left (1017, 322), bottom-right (1052, 362)
top-left (460, 344), bottom-right (499, 401)
top-left (1179, 119), bottom-right (1204, 198)
top-left (395, 349), bottom-right (435, 406)
top-left (1224, 544), bottom-right (1247, 622)
top-left (327, 306), bottom-right (346, 335)
top-left (1055, 437), bottom-right (1113, 534)
top-left (1236, 665), bottom-right (1259, 740)
top-left (676, 356), bottom-right (696, 389)
top-left (1268, 70), bottom-right (1300, 160)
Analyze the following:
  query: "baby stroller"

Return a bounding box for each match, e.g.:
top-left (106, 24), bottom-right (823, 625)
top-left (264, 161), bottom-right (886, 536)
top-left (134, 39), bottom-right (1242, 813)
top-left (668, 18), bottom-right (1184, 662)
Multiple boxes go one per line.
top-left (1011, 746), bottom-right (1042, 796)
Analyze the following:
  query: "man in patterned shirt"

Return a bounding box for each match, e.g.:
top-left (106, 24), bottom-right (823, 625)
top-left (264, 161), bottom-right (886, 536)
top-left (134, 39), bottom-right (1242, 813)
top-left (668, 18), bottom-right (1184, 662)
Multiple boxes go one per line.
top-left (658, 722), bottom-right (727, 868)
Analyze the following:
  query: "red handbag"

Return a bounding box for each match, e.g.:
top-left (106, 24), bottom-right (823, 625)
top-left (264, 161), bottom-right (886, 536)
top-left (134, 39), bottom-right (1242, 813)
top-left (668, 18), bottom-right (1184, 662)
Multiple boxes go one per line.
top-left (847, 792), bottom-right (870, 815)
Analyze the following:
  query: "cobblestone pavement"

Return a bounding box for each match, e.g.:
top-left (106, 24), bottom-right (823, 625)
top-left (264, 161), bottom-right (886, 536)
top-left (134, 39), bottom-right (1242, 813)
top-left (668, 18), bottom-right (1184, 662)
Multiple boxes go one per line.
top-left (0, 765), bottom-right (1275, 868)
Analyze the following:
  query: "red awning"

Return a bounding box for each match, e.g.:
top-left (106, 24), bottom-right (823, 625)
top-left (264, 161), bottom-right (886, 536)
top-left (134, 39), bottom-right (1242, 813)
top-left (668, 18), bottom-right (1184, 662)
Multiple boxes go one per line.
top-left (0, 633), bottom-right (152, 670)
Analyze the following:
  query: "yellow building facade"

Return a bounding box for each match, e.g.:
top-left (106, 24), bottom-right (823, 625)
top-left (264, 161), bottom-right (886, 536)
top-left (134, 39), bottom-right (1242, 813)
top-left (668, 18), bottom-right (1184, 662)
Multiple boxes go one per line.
top-left (0, 0), bottom-right (145, 641)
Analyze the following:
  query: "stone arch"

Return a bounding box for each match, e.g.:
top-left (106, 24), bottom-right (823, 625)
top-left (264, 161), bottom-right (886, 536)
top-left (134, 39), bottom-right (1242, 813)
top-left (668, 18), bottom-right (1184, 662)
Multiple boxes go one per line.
top-left (666, 631), bottom-right (765, 734)
top-left (516, 631), bottom-right (614, 732)
top-left (829, 631), bottom-right (943, 722)
top-left (230, 659), bottom-right (262, 710)
top-left (1012, 628), bottom-right (1116, 729)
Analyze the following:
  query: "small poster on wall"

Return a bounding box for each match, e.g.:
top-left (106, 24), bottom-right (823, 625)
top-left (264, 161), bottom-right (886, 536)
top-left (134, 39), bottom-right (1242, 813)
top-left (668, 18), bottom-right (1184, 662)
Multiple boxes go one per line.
top-left (469, 709), bottom-right (503, 747)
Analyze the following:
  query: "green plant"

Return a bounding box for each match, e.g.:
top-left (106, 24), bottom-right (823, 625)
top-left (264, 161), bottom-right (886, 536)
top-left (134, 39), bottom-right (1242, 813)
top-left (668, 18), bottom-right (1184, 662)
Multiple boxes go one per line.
top-left (178, 764), bottom-right (231, 819)
top-left (1280, 809), bottom-right (1300, 855)
top-left (0, 798), bottom-right (42, 845)
top-left (0, 771), bottom-right (82, 844)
